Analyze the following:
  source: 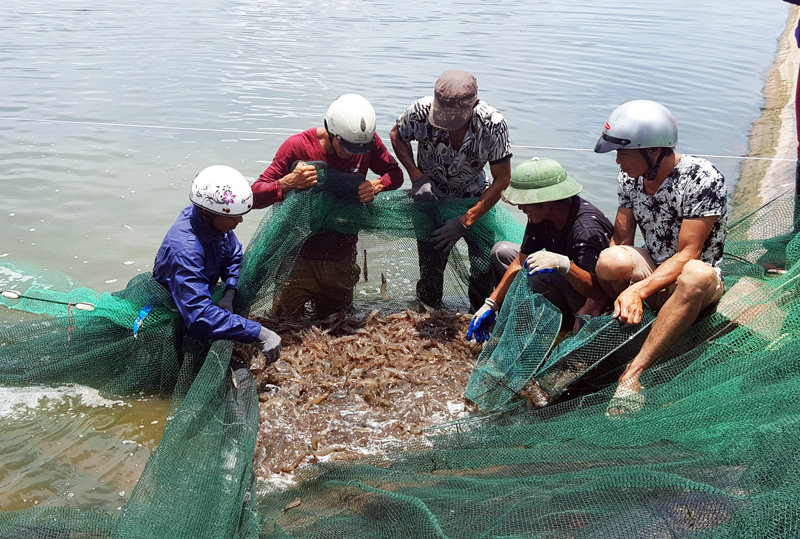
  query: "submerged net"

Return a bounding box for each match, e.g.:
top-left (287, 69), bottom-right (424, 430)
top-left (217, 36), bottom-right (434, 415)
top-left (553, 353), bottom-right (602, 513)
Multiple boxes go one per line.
top-left (1, 161), bottom-right (800, 538)
top-left (0, 267), bottom-right (261, 537)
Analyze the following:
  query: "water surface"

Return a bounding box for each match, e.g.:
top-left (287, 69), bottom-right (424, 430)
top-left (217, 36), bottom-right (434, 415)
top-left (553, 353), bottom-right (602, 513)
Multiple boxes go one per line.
top-left (0, 0), bottom-right (789, 290)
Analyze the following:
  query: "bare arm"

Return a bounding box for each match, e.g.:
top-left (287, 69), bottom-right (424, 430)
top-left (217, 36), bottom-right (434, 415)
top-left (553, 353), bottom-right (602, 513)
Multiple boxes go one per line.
top-left (564, 263), bottom-right (605, 300)
top-left (614, 216), bottom-right (717, 324)
top-left (460, 159), bottom-right (512, 228)
top-left (490, 251), bottom-right (603, 307)
top-left (610, 207), bottom-right (636, 247)
top-left (488, 252), bottom-right (525, 307)
top-left (389, 125), bottom-right (422, 181)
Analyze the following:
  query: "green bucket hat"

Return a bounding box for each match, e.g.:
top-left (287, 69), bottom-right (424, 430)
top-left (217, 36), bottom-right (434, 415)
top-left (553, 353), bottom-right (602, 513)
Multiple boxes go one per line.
top-left (502, 157), bottom-right (583, 205)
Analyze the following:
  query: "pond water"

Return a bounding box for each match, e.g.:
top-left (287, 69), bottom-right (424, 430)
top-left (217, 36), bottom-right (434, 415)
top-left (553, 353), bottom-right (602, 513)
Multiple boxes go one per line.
top-left (0, 385), bottom-right (169, 512)
top-left (0, 0), bottom-right (791, 292)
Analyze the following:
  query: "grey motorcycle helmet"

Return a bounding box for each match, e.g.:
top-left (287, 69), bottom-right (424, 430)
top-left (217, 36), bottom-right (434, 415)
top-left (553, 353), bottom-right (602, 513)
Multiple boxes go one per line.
top-left (594, 100), bottom-right (678, 154)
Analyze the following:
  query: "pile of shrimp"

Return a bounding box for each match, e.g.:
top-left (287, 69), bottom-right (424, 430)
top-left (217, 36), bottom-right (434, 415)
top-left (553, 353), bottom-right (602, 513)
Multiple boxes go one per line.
top-left (233, 309), bottom-right (482, 478)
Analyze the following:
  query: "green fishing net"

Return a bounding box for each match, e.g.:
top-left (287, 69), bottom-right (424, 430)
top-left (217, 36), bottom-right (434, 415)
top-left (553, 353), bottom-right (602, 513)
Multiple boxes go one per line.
top-left (465, 276), bottom-right (562, 412)
top-left (1, 161), bottom-right (800, 538)
top-left (0, 162), bottom-right (522, 538)
top-left (236, 162), bottom-right (524, 316)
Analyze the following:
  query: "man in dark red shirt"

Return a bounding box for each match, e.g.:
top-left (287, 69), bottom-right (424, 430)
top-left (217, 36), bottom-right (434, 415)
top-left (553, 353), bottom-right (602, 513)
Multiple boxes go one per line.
top-left (252, 94), bottom-right (404, 318)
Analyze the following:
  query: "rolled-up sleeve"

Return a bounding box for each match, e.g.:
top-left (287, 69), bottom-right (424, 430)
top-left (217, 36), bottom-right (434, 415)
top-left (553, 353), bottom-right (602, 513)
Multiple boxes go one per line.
top-left (369, 134), bottom-right (404, 191)
top-left (252, 138), bottom-right (299, 209)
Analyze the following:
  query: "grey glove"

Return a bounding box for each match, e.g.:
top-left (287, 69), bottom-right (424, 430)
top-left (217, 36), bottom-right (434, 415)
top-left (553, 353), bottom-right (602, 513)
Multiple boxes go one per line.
top-left (431, 217), bottom-right (468, 253)
top-left (410, 174), bottom-right (441, 201)
top-left (217, 289), bottom-right (236, 312)
top-left (257, 326), bottom-right (281, 365)
top-left (525, 251), bottom-right (570, 275)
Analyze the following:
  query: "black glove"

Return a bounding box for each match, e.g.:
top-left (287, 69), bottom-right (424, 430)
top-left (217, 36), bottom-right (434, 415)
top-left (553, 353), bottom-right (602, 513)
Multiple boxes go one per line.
top-left (410, 174), bottom-right (441, 201)
top-left (430, 217), bottom-right (468, 253)
top-left (257, 326), bottom-right (281, 365)
top-left (217, 289), bottom-right (235, 312)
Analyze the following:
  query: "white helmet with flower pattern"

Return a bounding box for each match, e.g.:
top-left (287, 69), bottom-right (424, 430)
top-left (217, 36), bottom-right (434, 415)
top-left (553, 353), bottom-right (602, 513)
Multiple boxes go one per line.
top-left (190, 165), bottom-right (253, 216)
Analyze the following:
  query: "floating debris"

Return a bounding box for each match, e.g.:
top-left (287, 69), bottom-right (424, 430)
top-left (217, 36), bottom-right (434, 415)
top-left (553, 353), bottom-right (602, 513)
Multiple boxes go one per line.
top-left (283, 497), bottom-right (302, 511)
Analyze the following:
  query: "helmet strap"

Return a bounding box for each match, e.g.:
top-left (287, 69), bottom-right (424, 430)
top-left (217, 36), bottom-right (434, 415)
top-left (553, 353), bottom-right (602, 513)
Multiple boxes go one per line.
top-left (640, 148), bottom-right (670, 181)
top-left (323, 120), bottom-right (335, 154)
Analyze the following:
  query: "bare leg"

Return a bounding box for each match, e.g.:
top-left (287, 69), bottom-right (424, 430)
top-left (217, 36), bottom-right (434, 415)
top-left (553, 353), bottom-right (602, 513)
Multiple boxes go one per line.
top-left (572, 296), bottom-right (610, 332)
top-left (595, 246), bottom-right (635, 298)
top-left (615, 260), bottom-right (720, 395)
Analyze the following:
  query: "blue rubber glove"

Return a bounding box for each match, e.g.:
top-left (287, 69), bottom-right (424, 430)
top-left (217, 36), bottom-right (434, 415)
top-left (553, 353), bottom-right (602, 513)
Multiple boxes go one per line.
top-left (796, 18), bottom-right (800, 48)
top-left (431, 217), bottom-right (468, 253)
top-left (467, 298), bottom-right (498, 343)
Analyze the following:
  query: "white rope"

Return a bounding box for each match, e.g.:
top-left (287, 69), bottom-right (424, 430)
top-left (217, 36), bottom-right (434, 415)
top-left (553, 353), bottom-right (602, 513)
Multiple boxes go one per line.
top-left (4, 118), bottom-right (797, 163)
top-left (513, 144), bottom-right (798, 162)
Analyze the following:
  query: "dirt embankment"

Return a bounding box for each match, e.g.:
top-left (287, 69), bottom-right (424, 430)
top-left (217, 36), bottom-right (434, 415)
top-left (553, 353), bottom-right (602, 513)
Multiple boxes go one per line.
top-left (733, 6), bottom-right (800, 219)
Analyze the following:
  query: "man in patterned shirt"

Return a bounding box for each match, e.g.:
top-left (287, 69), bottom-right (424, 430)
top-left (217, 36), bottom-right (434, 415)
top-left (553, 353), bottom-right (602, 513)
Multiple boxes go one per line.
top-left (390, 69), bottom-right (512, 310)
top-left (593, 100), bottom-right (727, 415)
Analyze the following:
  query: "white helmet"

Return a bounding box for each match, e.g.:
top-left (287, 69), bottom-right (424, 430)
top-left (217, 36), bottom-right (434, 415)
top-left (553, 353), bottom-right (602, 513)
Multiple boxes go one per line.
top-left (190, 165), bottom-right (253, 217)
top-left (324, 94), bottom-right (376, 155)
top-left (594, 100), bottom-right (678, 154)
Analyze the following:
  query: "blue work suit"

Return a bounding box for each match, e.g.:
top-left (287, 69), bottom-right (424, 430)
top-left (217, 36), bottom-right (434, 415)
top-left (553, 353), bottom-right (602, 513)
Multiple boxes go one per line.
top-left (153, 205), bottom-right (261, 343)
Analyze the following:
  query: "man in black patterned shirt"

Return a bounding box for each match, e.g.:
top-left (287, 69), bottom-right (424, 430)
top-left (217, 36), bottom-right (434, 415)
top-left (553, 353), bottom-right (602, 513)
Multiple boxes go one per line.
top-left (593, 100), bottom-right (727, 415)
top-left (390, 70), bottom-right (513, 310)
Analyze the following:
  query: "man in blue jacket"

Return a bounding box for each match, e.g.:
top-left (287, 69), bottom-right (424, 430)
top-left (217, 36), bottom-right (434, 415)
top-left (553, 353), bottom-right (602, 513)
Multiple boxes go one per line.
top-left (153, 165), bottom-right (281, 363)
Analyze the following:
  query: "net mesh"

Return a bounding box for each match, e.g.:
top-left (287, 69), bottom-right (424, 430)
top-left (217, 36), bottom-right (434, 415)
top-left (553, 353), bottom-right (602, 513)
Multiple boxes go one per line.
top-left (1, 164), bottom-right (800, 538)
top-left (465, 278), bottom-right (562, 411)
top-left (236, 162), bottom-right (524, 317)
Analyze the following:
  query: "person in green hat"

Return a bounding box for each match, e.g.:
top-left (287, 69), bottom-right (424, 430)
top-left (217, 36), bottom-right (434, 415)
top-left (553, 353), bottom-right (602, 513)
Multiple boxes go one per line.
top-left (466, 157), bottom-right (613, 342)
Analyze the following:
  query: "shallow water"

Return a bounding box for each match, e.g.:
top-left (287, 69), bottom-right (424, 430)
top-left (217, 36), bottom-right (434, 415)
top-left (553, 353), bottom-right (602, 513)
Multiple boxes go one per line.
top-left (0, 385), bottom-right (169, 512)
top-left (0, 0), bottom-right (790, 292)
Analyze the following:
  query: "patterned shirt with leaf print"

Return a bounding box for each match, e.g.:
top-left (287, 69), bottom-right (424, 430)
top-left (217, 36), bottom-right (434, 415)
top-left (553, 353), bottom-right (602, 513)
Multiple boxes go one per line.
top-left (617, 154), bottom-right (727, 269)
top-left (395, 96), bottom-right (512, 198)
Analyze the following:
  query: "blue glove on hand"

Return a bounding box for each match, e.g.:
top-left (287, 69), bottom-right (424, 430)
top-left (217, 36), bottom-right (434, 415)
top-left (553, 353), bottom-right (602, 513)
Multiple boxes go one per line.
top-left (431, 217), bottom-right (468, 253)
top-left (525, 251), bottom-right (570, 276)
top-left (466, 298), bottom-right (498, 343)
top-left (796, 18), bottom-right (800, 48)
